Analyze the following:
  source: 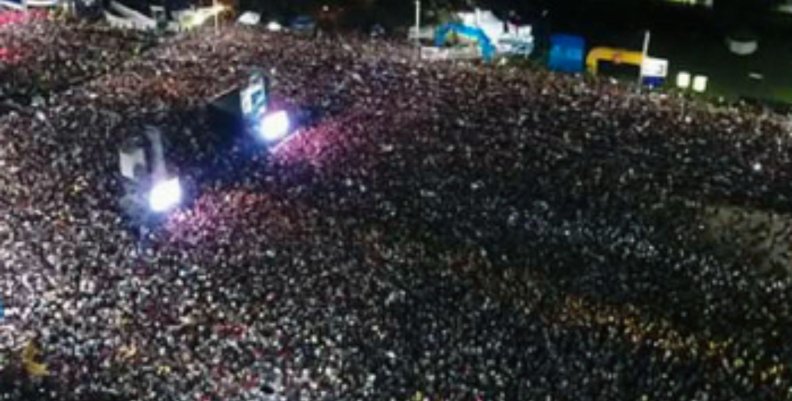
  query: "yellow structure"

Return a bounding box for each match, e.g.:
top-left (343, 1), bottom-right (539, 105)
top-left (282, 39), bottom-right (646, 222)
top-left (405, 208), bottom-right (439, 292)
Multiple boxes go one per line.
top-left (586, 47), bottom-right (644, 75)
top-left (21, 341), bottom-right (49, 377)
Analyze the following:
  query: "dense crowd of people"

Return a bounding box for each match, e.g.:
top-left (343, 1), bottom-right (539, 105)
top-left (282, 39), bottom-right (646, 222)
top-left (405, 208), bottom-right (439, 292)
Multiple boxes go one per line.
top-left (0, 15), bottom-right (151, 108)
top-left (0, 17), bottom-right (791, 401)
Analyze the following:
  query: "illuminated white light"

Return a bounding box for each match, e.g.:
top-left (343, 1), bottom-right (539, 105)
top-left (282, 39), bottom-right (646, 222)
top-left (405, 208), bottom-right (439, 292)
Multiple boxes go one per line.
top-left (149, 177), bottom-right (182, 212)
top-left (692, 75), bottom-right (708, 93)
top-left (752, 162), bottom-right (762, 172)
top-left (259, 111), bottom-right (290, 142)
top-left (267, 21), bottom-right (282, 32)
top-left (676, 71), bottom-right (691, 89)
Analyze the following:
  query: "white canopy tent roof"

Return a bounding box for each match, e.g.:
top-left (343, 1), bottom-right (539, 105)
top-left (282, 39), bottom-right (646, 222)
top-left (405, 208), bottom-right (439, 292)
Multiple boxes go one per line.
top-left (0, 0), bottom-right (57, 10)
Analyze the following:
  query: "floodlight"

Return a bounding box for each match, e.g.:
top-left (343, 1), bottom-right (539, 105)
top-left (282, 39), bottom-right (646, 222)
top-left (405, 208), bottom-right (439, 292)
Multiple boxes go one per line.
top-left (692, 75), bottom-right (708, 93)
top-left (148, 177), bottom-right (182, 212)
top-left (259, 111), bottom-right (290, 142)
top-left (676, 72), bottom-right (691, 89)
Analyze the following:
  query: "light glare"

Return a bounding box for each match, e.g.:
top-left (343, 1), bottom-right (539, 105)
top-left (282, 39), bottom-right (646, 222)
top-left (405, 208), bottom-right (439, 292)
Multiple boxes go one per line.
top-left (676, 71), bottom-right (691, 89)
top-left (259, 111), bottom-right (290, 142)
top-left (692, 75), bottom-right (708, 93)
top-left (149, 177), bottom-right (182, 212)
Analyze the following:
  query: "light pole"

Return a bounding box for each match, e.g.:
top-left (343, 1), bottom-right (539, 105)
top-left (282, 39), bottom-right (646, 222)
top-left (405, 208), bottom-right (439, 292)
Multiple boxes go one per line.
top-left (214, 0), bottom-right (219, 32)
top-left (414, 0), bottom-right (421, 46)
top-left (637, 30), bottom-right (651, 90)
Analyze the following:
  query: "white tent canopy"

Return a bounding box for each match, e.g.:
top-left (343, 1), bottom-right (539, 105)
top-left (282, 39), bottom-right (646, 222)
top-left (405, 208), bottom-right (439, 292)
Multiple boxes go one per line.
top-left (0, 0), bottom-right (57, 10)
top-left (104, 1), bottom-right (225, 32)
top-left (107, 1), bottom-right (157, 30)
top-left (454, 8), bottom-right (534, 56)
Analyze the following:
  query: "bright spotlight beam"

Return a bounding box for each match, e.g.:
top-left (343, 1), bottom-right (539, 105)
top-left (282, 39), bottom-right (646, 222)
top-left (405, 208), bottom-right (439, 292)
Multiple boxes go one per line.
top-left (148, 177), bottom-right (182, 213)
top-left (259, 111), bottom-right (290, 142)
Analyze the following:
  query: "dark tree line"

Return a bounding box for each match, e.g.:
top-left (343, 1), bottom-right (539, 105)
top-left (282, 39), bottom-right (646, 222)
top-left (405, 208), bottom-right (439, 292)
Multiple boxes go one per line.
top-left (228, 0), bottom-right (785, 39)
top-left (713, 0), bottom-right (785, 32)
top-left (235, 0), bottom-right (780, 25)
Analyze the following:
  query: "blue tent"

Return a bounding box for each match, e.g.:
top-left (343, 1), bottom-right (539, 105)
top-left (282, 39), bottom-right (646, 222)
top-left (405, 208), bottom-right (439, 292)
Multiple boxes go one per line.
top-left (435, 23), bottom-right (496, 62)
top-left (548, 34), bottom-right (585, 73)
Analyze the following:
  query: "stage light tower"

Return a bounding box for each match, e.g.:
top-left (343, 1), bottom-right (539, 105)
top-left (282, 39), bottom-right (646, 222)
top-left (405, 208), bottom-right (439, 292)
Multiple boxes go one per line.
top-left (119, 126), bottom-right (183, 220)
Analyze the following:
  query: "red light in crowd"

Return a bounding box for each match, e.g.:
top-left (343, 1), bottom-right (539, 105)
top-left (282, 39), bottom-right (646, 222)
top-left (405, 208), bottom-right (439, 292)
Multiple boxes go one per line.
top-left (0, 10), bottom-right (45, 28)
top-left (0, 47), bottom-right (21, 63)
